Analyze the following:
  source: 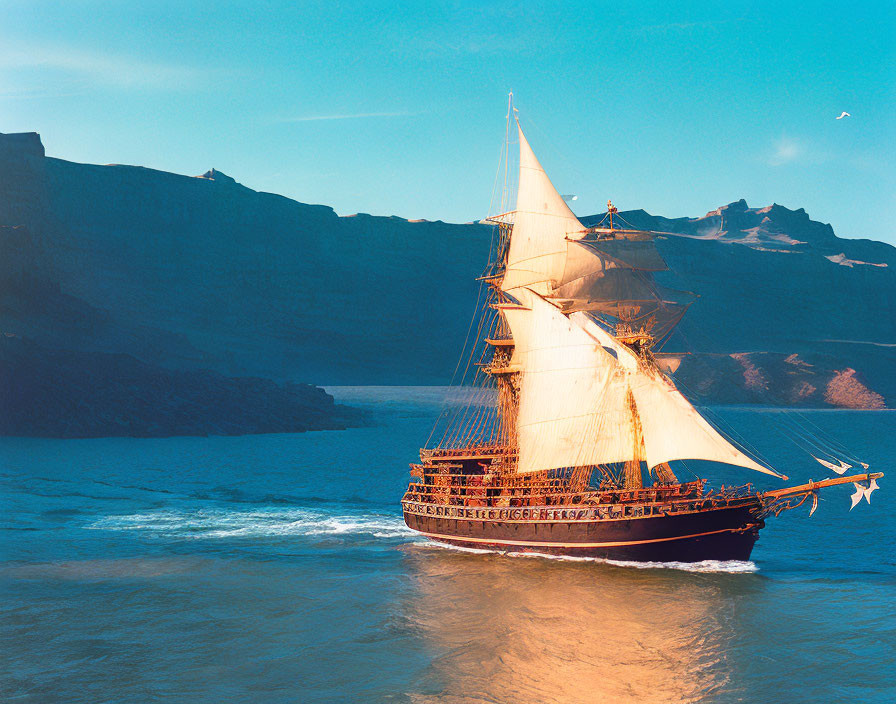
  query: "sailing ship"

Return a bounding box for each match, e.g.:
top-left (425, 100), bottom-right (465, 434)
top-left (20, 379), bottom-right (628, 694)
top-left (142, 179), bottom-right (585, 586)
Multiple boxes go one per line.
top-left (401, 100), bottom-right (883, 562)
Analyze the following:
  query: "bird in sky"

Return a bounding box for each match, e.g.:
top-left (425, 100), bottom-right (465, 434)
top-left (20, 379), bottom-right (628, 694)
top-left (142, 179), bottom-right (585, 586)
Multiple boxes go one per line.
top-left (836, 111), bottom-right (851, 119)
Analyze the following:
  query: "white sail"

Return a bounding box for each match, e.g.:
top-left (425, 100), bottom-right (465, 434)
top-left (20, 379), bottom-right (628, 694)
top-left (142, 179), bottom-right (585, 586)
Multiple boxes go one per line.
top-left (559, 240), bottom-right (616, 286)
top-left (495, 119), bottom-right (782, 480)
top-left (573, 313), bottom-right (786, 479)
top-left (512, 294), bottom-right (635, 473)
top-left (500, 125), bottom-right (587, 297)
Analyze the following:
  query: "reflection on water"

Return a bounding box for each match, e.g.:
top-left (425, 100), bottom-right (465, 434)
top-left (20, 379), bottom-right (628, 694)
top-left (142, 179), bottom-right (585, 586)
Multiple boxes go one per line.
top-left (1, 402), bottom-right (892, 703)
top-left (402, 544), bottom-right (762, 704)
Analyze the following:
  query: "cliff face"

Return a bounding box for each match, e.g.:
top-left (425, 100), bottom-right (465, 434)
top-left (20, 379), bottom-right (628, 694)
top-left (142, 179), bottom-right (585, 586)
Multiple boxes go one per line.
top-left (0, 336), bottom-right (363, 438)
top-left (1, 131), bottom-right (893, 409)
top-left (1, 132), bottom-right (483, 384)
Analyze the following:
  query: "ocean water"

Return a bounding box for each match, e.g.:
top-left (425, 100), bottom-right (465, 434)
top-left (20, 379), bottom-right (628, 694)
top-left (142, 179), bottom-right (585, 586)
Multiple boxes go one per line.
top-left (1, 388), bottom-right (894, 703)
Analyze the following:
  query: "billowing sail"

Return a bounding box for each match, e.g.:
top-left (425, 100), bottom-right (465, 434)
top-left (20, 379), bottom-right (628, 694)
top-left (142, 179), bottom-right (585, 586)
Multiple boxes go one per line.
top-left (555, 241), bottom-right (694, 339)
top-left (555, 268), bottom-right (694, 316)
top-left (573, 313), bottom-right (786, 479)
top-left (574, 235), bottom-right (668, 272)
top-left (496, 121), bottom-right (782, 480)
top-left (557, 241), bottom-right (619, 285)
top-left (500, 126), bottom-right (586, 297)
top-left (511, 295), bottom-right (636, 473)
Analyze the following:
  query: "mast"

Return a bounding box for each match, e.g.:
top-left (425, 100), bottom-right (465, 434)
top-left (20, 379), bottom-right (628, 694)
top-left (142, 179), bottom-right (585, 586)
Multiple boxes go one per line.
top-left (501, 92), bottom-right (512, 217)
top-left (433, 105), bottom-right (786, 487)
top-left (488, 114), bottom-right (786, 484)
top-left (623, 389), bottom-right (644, 489)
top-left (607, 199), bottom-right (618, 231)
top-left (484, 94), bottom-right (521, 468)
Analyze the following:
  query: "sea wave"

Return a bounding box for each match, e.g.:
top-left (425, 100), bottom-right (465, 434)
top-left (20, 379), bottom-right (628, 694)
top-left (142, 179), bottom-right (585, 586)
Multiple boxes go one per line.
top-left (419, 540), bottom-right (758, 573)
top-left (88, 508), bottom-right (756, 572)
top-left (601, 558), bottom-right (758, 573)
top-left (87, 506), bottom-right (417, 540)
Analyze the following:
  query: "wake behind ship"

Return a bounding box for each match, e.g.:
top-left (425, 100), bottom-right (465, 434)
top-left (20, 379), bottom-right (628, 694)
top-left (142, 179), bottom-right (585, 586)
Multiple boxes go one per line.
top-left (401, 100), bottom-right (882, 562)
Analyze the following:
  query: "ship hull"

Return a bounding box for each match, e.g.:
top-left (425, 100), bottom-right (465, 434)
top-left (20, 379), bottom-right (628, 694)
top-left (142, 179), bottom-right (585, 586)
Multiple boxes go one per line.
top-left (403, 502), bottom-right (764, 562)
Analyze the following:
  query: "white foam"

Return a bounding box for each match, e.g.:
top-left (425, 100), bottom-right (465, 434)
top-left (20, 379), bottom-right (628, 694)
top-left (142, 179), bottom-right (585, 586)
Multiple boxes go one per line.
top-left (601, 558), bottom-right (758, 573)
top-left (89, 509), bottom-right (757, 571)
top-left (419, 540), bottom-right (757, 573)
top-left (87, 506), bottom-right (418, 540)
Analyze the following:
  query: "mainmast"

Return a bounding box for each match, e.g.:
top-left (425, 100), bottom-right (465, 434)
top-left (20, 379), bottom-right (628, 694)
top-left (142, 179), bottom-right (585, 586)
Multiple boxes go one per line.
top-left (483, 93), bottom-right (521, 467)
top-left (623, 388), bottom-right (645, 490)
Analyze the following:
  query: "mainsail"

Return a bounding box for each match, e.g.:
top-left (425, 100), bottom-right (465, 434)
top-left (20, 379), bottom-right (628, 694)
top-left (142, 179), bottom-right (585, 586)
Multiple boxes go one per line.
top-left (505, 292), bottom-right (635, 473)
top-left (500, 126), bottom-right (587, 297)
top-left (496, 122), bottom-right (784, 480)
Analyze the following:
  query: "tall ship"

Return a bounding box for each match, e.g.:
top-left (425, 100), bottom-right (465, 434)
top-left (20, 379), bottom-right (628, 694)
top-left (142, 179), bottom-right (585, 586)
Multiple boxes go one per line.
top-left (401, 100), bottom-right (883, 562)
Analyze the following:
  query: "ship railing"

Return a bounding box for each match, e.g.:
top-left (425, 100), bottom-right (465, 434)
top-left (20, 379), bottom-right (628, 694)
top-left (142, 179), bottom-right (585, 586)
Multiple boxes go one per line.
top-left (402, 485), bottom-right (718, 506)
top-left (402, 494), bottom-right (758, 519)
top-left (411, 476), bottom-right (577, 493)
top-left (709, 483), bottom-right (755, 499)
top-left (402, 479), bottom-right (755, 512)
top-left (415, 470), bottom-right (569, 484)
top-left (402, 485), bottom-right (600, 505)
top-left (609, 481), bottom-right (706, 502)
top-left (400, 499), bottom-right (751, 522)
top-left (421, 445), bottom-right (515, 461)
top-left (411, 473), bottom-right (705, 496)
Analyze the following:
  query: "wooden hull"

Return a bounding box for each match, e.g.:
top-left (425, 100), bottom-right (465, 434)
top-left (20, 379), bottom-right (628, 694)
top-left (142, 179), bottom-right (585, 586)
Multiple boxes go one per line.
top-left (403, 501), bottom-right (764, 562)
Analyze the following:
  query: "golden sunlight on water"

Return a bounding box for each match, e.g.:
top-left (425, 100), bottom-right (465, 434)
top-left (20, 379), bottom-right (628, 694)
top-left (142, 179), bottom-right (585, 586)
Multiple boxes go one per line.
top-left (401, 544), bottom-right (749, 704)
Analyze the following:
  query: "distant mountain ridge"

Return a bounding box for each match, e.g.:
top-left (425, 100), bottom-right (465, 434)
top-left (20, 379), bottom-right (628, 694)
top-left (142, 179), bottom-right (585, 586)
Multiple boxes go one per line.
top-left (1, 131), bottom-right (893, 420)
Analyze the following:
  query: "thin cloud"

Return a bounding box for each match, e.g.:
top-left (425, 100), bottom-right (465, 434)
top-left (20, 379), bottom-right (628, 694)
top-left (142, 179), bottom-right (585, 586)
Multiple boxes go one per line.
top-left (277, 111), bottom-right (420, 123)
top-left (636, 18), bottom-right (746, 35)
top-left (0, 41), bottom-right (205, 88)
top-left (768, 137), bottom-right (805, 166)
top-left (0, 87), bottom-right (90, 100)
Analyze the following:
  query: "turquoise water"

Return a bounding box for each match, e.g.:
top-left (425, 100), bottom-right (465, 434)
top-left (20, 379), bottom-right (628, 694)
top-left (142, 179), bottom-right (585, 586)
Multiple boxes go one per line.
top-left (1, 388), bottom-right (894, 703)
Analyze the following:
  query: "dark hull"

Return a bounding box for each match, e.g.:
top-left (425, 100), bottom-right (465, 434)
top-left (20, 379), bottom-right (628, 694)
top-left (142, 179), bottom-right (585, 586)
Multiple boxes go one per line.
top-left (403, 502), bottom-right (764, 562)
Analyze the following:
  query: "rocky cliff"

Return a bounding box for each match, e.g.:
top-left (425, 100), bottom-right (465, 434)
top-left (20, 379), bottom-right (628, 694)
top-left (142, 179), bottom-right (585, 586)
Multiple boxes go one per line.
top-left (1, 131), bottom-right (893, 416)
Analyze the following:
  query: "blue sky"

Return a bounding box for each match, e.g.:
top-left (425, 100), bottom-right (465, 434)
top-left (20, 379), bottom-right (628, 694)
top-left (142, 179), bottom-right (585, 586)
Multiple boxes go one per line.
top-left (2, 0), bottom-right (894, 242)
